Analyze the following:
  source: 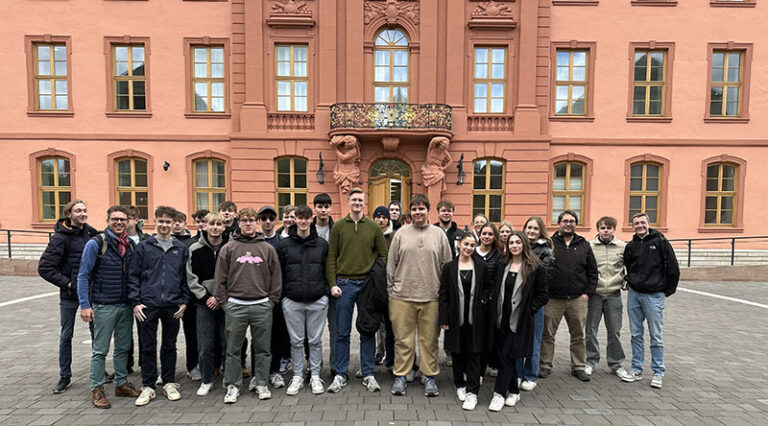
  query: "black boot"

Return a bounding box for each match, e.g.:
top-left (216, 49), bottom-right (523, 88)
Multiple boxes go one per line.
top-left (52, 377), bottom-right (71, 394)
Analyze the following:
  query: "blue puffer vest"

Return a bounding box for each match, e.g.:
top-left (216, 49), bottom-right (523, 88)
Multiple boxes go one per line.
top-left (90, 233), bottom-right (133, 305)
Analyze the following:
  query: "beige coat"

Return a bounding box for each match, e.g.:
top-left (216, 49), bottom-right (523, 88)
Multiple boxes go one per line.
top-left (589, 235), bottom-right (626, 295)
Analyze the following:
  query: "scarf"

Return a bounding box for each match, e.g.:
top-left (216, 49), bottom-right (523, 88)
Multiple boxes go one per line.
top-left (115, 232), bottom-right (130, 258)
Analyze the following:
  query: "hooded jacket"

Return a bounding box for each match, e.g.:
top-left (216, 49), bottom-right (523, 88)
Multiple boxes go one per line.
top-left (278, 224), bottom-right (329, 303)
top-left (38, 218), bottom-right (99, 300)
top-left (128, 236), bottom-right (190, 308)
top-left (549, 232), bottom-right (598, 298)
top-left (531, 238), bottom-right (554, 288)
top-left (214, 231), bottom-right (282, 305)
top-left (187, 230), bottom-right (230, 302)
top-left (434, 220), bottom-right (462, 258)
top-left (624, 228), bottom-right (680, 296)
top-left (590, 235), bottom-right (626, 295)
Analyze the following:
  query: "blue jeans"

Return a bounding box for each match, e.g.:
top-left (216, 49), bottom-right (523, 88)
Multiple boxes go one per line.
top-left (334, 279), bottom-right (375, 378)
top-left (59, 298), bottom-right (94, 378)
top-left (627, 289), bottom-right (665, 376)
top-left (517, 308), bottom-right (544, 382)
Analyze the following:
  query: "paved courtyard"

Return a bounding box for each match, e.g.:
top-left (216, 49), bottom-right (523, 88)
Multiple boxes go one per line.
top-left (0, 276), bottom-right (766, 425)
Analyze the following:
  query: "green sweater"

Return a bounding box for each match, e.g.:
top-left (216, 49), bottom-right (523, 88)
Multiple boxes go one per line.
top-left (326, 214), bottom-right (388, 286)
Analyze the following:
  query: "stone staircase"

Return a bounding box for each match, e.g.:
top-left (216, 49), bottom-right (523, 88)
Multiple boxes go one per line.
top-left (0, 244), bottom-right (48, 260)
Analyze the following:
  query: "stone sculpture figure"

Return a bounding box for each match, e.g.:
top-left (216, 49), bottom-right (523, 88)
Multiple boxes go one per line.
top-left (421, 136), bottom-right (452, 191)
top-left (331, 135), bottom-right (361, 194)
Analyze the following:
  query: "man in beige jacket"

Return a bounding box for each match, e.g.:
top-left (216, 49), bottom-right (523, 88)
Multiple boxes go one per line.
top-left (586, 216), bottom-right (633, 381)
top-left (387, 194), bottom-right (452, 397)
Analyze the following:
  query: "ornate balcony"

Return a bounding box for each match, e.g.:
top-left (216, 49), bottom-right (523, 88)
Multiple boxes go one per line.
top-left (329, 103), bottom-right (452, 138)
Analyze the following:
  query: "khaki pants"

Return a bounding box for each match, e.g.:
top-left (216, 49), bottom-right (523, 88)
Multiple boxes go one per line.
top-left (540, 296), bottom-right (588, 372)
top-left (389, 298), bottom-right (440, 377)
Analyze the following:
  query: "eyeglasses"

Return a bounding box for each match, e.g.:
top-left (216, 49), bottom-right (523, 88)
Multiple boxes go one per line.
top-left (110, 218), bottom-right (128, 222)
top-left (561, 220), bottom-right (577, 224)
top-left (259, 216), bottom-right (276, 222)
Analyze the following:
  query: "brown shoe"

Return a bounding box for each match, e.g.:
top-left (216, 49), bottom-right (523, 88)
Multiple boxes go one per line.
top-left (115, 382), bottom-right (141, 397)
top-left (91, 386), bottom-right (111, 409)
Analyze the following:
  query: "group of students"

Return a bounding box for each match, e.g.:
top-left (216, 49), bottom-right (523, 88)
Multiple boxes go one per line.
top-left (38, 188), bottom-right (679, 412)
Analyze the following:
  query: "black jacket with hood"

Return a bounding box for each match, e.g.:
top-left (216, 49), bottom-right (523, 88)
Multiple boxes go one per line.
top-left (277, 224), bottom-right (330, 303)
top-left (38, 218), bottom-right (99, 300)
top-left (549, 232), bottom-right (598, 298)
top-left (624, 228), bottom-right (680, 296)
top-left (186, 230), bottom-right (230, 303)
top-left (434, 221), bottom-right (462, 258)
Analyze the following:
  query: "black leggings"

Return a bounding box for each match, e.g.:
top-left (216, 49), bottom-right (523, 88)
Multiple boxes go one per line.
top-left (450, 323), bottom-right (482, 395)
top-left (494, 327), bottom-right (520, 396)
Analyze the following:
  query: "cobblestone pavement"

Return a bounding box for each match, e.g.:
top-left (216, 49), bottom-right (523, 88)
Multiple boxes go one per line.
top-left (1, 276), bottom-right (766, 425)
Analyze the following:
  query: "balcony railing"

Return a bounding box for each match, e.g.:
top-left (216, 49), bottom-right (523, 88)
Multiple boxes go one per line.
top-left (330, 103), bottom-right (452, 131)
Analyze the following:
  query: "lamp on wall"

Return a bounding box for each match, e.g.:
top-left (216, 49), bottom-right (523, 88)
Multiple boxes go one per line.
top-left (456, 153), bottom-right (466, 186)
top-left (316, 152), bottom-right (325, 184)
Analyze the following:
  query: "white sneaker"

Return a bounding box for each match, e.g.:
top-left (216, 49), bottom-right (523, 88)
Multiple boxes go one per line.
top-left (488, 392), bottom-right (505, 412)
top-left (520, 380), bottom-right (537, 391)
top-left (187, 366), bottom-right (202, 381)
top-left (134, 386), bottom-right (156, 406)
top-left (196, 382), bottom-right (213, 396)
top-left (286, 376), bottom-right (304, 395)
top-left (362, 375), bottom-right (381, 392)
top-left (650, 374), bottom-right (663, 389)
top-left (615, 367), bottom-right (634, 382)
top-left (155, 375), bottom-right (162, 386)
top-left (163, 383), bottom-right (181, 401)
top-left (622, 370), bottom-right (643, 383)
top-left (248, 376), bottom-right (259, 391)
top-left (354, 369), bottom-right (363, 379)
top-left (309, 375), bottom-right (324, 395)
top-left (256, 385), bottom-right (272, 400)
top-left (223, 385), bottom-right (239, 404)
top-left (488, 367), bottom-right (499, 377)
top-left (327, 374), bottom-right (347, 393)
top-left (584, 365), bottom-right (593, 376)
top-left (462, 392), bottom-right (477, 411)
top-left (456, 386), bottom-right (467, 402)
top-left (505, 393), bottom-right (520, 407)
top-left (270, 373), bottom-right (285, 389)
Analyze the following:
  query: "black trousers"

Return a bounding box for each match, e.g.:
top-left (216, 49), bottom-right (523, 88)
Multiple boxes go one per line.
top-left (128, 316), bottom-right (143, 370)
top-left (267, 301), bottom-right (291, 373)
top-left (494, 327), bottom-right (520, 396)
top-left (182, 302), bottom-right (198, 372)
top-left (450, 323), bottom-right (483, 395)
top-left (139, 306), bottom-right (181, 387)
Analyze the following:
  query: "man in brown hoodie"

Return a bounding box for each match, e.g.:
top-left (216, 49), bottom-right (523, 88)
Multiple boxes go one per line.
top-left (214, 208), bottom-right (282, 404)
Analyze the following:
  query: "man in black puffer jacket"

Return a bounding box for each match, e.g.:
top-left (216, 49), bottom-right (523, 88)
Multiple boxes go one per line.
top-left (539, 210), bottom-right (597, 382)
top-left (38, 200), bottom-right (99, 394)
top-left (623, 212), bottom-right (680, 390)
top-left (277, 205), bottom-right (329, 395)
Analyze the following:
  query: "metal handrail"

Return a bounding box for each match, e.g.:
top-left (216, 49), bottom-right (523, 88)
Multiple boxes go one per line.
top-left (667, 235), bottom-right (768, 267)
top-left (0, 228), bottom-right (55, 259)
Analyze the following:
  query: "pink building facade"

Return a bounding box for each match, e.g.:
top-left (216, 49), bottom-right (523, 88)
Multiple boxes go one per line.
top-left (1, 0), bottom-right (765, 242)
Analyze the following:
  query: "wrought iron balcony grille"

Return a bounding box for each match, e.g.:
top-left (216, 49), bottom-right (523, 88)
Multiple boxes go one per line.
top-left (330, 103), bottom-right (452, 131)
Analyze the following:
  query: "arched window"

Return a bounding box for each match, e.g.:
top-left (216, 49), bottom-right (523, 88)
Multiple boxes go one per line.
top-left (115, 157), bottom-right (149, 219)
top-left (628, 162), bottom-right (662, 225)
top-left (472, 158), bottom-right (505, 223)
top-left (551, 161), bottom-right (585, 224)
top-left (193, 158), bottom-right (227, 211)
top-left (275, 157), bottom-right (308, 217)
top-left (374, 29), bottom-right (409, 103)
top-left (704, 162), bottom-right (738, 226)
top-left (38, 157), bottom-right (71, 221)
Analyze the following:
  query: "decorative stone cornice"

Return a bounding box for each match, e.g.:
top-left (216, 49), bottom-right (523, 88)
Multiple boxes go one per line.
top-left (364, 0), bottom-right (419, 26)
top-left (267, 0), bottom-right (316, 28)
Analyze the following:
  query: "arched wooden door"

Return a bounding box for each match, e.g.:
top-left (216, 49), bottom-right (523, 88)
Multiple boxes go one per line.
top-left (368, 159), bottom-right (411, 217)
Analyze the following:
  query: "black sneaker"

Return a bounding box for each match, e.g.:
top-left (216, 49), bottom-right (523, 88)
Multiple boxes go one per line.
top-left (572, 370), bottom-right (591, 382)
top-left (538, 368), bottom-right (552, 379)
top-left (105, 372), bottom-right (115, 384)
top-left (52, 377), bottom-right (71, 394)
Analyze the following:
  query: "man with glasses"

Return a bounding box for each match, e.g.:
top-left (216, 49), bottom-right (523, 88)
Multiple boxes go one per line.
top-left (539, 210), bottom-right (598, 382)
top-left (77, 206), bottom-right (141, 408)
top-left (326, 188), bottom-right (388, 393)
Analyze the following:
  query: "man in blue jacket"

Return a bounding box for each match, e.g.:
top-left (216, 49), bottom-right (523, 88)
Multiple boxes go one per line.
top-left (39, 199), bottom-right (98, 394)
top-left (623, 212), bottom-right (679, 390)
top-left (77, 206), bottom-right (141, 409)
top-left (128, 206), bottom-right (190, 406)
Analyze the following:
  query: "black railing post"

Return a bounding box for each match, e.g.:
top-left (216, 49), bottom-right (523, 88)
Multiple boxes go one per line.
top-left (6, 230), bottom-right (11, 259)
top-left (730, 238), bottom-right (736, 266)
top-left (687, 239), bottom-right (692, 268)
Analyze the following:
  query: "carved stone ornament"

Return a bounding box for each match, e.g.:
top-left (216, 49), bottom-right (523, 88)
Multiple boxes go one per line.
top-left (472, 1), bottom-right (513, 17)
top-left (272, 0), bottom-right (311, 15)
top-left (330, 135), bottom-right (362, 194)
top-left (364, 0), bottom-right (419, 26)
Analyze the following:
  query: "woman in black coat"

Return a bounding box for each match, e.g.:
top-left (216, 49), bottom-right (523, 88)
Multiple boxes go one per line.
top-left (487, 231), bottom-right (549, 412)
top-left (439, 232), bottom-right (492, 411)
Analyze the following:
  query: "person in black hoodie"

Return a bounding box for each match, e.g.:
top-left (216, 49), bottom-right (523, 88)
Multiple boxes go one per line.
top-left (277, 205), bottom-right (330, 396)
top-left (38, 199), bottom-right (99, 394)
top-left (439, 231), bottom-right (492, 411)
top-left (435, 200), bottom-right (462, 258)
top-left (623, 212), bottom-right (679, 390)
top-left (539, 210), bottom-right (597, 382)
top-left (186, 212), bottom-right (229, 396)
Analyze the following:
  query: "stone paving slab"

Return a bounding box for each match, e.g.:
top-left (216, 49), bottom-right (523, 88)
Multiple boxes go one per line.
top-left (1, 277), bottom-right (767, 425)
